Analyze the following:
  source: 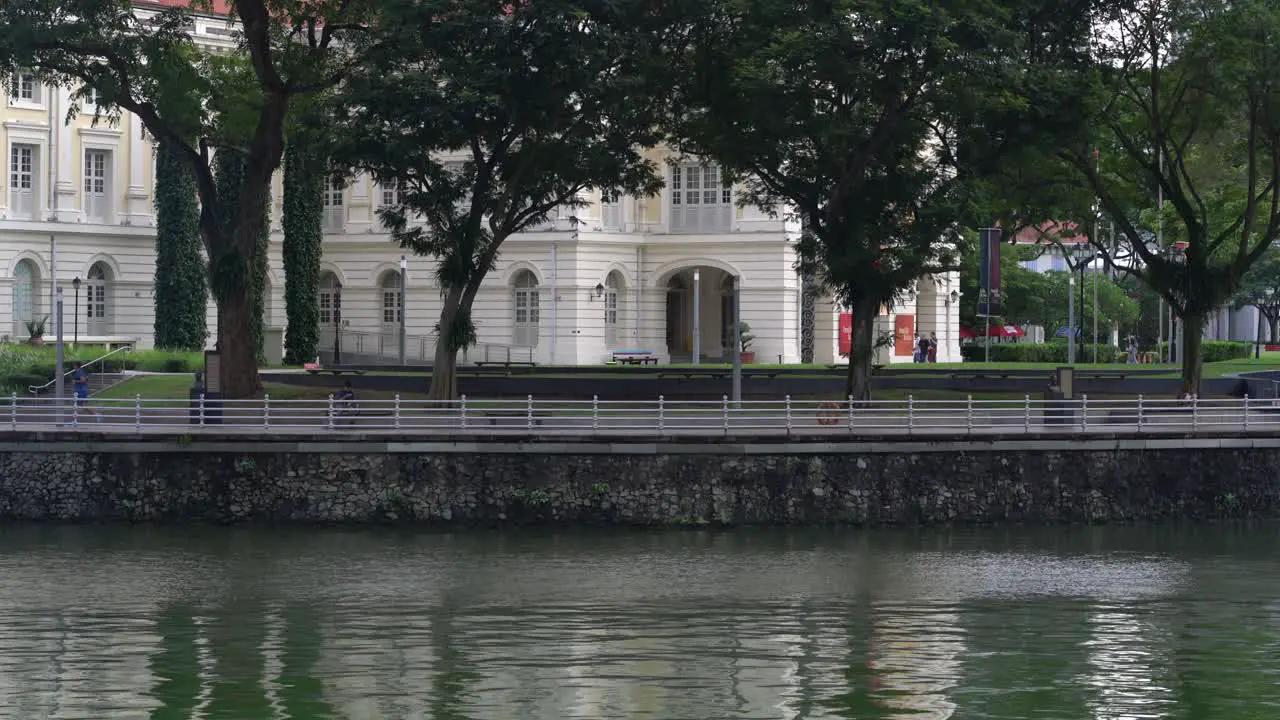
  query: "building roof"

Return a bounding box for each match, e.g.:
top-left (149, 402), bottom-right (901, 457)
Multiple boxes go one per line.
top-left (1010, 221), bottom-right (1088, 245)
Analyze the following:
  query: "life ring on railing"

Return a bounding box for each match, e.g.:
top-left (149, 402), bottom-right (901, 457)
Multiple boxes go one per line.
top-left (816, 401), bottom-right (843, 426)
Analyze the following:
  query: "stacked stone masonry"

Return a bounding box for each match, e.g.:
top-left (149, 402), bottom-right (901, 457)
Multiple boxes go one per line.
top-left (0, 434), bottom-right (1278, 525)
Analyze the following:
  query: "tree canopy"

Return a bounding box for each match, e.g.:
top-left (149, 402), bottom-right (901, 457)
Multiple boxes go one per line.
top-left (665, 0), bottom-right (1100, 398)
top-left (329, 0), bottom-right (670, 400)
top-left (0, 0), bottom-right (373, 397)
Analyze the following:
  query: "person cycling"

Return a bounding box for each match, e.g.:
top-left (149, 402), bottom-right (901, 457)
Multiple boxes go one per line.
top-left (334, 381), bottom-right (358, 425)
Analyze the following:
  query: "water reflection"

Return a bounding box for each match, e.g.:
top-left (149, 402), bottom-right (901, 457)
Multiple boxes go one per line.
top-left (0, 526), bottom-right (1269, 718)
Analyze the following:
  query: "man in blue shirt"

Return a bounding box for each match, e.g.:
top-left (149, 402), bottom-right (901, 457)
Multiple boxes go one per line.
top-left (71, 362), bottom-right (100, 425)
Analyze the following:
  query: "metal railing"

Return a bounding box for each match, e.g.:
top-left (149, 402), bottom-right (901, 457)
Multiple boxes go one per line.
top-left (317, 329), bottom-right (535, 366)
top-left (27, 344), bottom-right (134, 395)
top-left (460, 343), bottom-right (536, 365)
top-left (3, 394), bottom-right (1278, 435)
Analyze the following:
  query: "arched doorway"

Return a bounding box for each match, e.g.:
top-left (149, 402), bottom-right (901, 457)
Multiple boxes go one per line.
top-left (663, 265), bottom-right (737, 360)
top-left (86, 261), bottom-right (112, 336)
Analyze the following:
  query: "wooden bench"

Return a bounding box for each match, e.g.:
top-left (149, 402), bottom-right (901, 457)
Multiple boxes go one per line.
top-left (471, 361), bottom-right (537, 376)
top-left (610, 351), bottom-right (659, 366)
top-left (304, 363), bottom-right (367, 376)
top-left (659, 370), bottom-right (730, 380)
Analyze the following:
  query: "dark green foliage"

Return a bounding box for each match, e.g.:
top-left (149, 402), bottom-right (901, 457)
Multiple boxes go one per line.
top-left (666, 0), bottom-right (1099, 399)
top-left (1158, 341), bottom-right (1253, 364)
top-left (153, 138), bottom-right (207, 351)
top-left (213, 151), bottom-right (270, 366)
top-left (960, 343), bottom-right (1123, 363)
top-left (331, 0), bottom-right (669, 399)
top-left (281, 143), bottom-right (324, 364)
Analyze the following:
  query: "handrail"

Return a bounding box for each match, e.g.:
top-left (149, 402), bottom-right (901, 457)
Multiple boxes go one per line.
top-left (27, 344), bottom-right (134, 395)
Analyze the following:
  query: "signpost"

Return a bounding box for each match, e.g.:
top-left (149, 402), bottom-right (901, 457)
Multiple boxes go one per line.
top-left (977, 227), bottom-right (1002, 363)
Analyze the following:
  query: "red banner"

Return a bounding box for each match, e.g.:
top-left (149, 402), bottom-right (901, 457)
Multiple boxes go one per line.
top-left (838, 313), bottom-right (852, 355)
top-left (894, 315), bottom-right (915, 356)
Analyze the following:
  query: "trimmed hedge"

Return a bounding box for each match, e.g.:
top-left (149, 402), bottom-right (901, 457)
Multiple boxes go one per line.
top-left (960, 342), bottom-right (1122, 363)
top-left (1156, 341), bottom-right (1252, 363)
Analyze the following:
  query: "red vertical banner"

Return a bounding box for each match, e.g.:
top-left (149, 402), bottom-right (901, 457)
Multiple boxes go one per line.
top-left (838, 312), bottom-right (853, 354)
top-left (894, 314), bottom-right (915, 356)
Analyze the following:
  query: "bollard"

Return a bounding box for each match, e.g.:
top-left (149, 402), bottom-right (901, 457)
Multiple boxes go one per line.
top-left (460, 394), bottom-right (468, 429)
top-left (394, 394), bottom-right (401, 429)
top-left (327, 394), bottom-right (335, 429)
top-left (135, 394), bottom-right (142, 430)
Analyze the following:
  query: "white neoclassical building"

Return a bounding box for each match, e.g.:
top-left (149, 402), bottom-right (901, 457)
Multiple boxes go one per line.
top-left (1, 4), bottom-right (960, 367)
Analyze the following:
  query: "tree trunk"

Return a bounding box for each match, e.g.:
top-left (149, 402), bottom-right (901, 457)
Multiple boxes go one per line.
top-left (426, 288), bottom-right (475, 402)
top-left (217, 288), bottom-right (262, 399)
top-left (1180, 311), bottom-right (1205, 397)
top-left (1269, 314), bottom-right (1278, 344)
top-left (845, 301), bottom-right (878, 401)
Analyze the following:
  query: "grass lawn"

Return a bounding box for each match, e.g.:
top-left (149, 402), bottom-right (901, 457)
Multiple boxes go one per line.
top-left (94, 375), bottom-right (433, 402)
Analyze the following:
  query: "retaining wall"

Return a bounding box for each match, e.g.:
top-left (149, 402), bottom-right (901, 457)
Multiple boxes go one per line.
top-left (1, 432), bottom-right (1277, 525)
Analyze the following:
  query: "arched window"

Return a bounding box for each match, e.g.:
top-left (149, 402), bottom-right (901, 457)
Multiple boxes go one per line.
top-left (12, 259), bottom-right (38, 338)
top-left (604, 271), bottom-right (623, 347)
top-left (379, 271), bottom-right (402, 326)
top-left (86, 262), bottom-right (111, 335)
top-left (318, 271), bottom-right (341, 326)
top-left (512, 270), bottom-right (540, 347)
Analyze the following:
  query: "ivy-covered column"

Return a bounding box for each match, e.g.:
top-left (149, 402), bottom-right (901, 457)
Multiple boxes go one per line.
top-left (213, 150), bottom-right (270, 366)
top-left (152, 138), bottom-right (207, 350)
top-left (282, 143), bottom-right (323, 364)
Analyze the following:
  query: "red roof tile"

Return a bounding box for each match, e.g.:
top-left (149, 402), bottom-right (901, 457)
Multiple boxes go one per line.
top-left (134, 0), bottom-right (233, 15)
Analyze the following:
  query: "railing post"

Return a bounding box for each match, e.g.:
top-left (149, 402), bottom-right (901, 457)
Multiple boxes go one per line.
top-left (394, 394), bottom-right (401, 429)
top-left (722, 394), bottom-right (729, 434)
top-left (848, 394), bottom-right (854, 431)
top-left (785, 395), bottom-right (792, 432)
top-left (10, 393), bottom-right (15, 430)
top-left (1024, 394), bottom-right (1031, 432)
top-left (1192, 394), bottom-right (1198, 431)
top-left (461, 394), bottom-right (468, 428)
top-left (1137, 394), bottom-right (1144, 430)
top-left (966, 395), bottom-right (973, 431)
top-left (263, 393), bottom-right (271, 429)
top-left (1244, 394), bottom-right (1250, 430)
top-left (527, 394), bottom-right (534, 429)
top-left (199, 393), bottom-right (206, 426)
top-left (592, 395), bottom-right (599, 431)
top-left (135, 394), bottom-right (142, 430)
top-left (1081, 394), bottom-right (1089, 431)
top-left (72, 393), bottom-right (79, 426)
top-left (658, 395), bottom-right (665, 431)
top-left (907, 394), bottom-right (915, 432)
top-left (327, 394), bottom-right (335, 429)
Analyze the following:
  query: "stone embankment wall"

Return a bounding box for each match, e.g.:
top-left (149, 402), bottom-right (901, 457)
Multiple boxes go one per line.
top-left (1, 434), bottom-right (1279, 525)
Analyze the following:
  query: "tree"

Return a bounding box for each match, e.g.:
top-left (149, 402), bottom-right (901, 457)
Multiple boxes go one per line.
top-left (212, 149), bottom-right (270, 365)
top-left (1002, 0), bottom-right (1280, 394)
top-left (281, 142), bottom-right (324, 365)
top-left (330, 0), bottom-right (668, 400)
top-left (958, 244), bottom-right (1049, 330)
top-left (0, 0), bottom-right (371, 398)
top-left (153, 137), bottom-right (207, 351)
top-left (1233, 247), bottom-right (1280, 343)
top-left (666, 0), bottom-right (1099, 399)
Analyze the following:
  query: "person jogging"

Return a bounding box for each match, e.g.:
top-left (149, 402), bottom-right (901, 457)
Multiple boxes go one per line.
top-left (71, 362), bottom-right (100, 424)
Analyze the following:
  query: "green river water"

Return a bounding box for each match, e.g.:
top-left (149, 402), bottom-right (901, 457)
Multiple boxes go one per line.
top-left (0, 524), bottom-right (1276, 718)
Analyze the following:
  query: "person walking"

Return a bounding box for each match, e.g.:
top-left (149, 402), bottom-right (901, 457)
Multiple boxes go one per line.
top-left (71, 362), bottom-right (100, 425)
top-left (928, 332), bottom-right (939, 363)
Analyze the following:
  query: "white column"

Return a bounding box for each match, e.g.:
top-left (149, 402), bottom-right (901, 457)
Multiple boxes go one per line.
top-left (124, 113), bottom-right (151, 225)
top-left (53, 87), bottom-right (80, 221)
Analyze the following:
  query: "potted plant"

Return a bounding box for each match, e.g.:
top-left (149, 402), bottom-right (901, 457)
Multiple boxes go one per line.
top-left (24, 316), bottom-right (48, 348)
top-left (737, 321), bottom-right (756, 364)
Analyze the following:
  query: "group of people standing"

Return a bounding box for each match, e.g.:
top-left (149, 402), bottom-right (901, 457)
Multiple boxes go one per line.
top-left (914, 333), bottom-right (940, 363)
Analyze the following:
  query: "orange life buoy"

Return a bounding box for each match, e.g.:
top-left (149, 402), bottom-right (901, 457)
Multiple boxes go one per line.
top-left (817, 401), bottom-right (843, 426)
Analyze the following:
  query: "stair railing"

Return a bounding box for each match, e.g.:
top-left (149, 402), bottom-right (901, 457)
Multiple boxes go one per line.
top-left (27, 344), bottom-right (134, 395)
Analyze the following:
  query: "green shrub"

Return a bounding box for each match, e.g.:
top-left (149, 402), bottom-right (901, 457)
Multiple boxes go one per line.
top-left (1156, 341), bottom-right (1251, 363)
top-left (960, 342), bottom-right (1122, 363)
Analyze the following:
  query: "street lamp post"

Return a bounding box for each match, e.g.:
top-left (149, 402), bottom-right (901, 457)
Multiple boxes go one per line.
top-left (398, 255), bottom-right (407, 366)
top-left (692, 269), bottom-right (701, 365)
top-left (54, 285), bottom-right (65, 425)
top-left (72, 276), bottom-right (80, 347)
